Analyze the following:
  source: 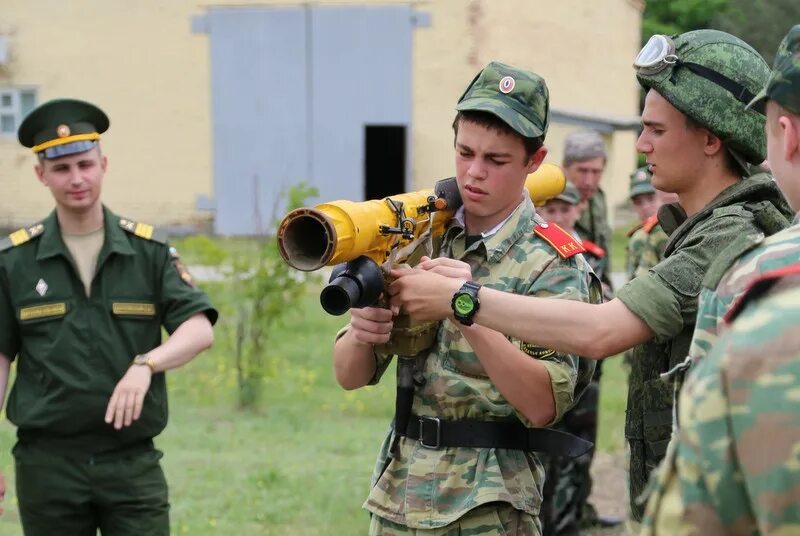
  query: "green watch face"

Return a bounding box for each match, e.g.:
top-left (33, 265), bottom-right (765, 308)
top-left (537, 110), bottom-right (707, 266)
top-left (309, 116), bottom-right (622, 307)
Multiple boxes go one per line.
top-left (454, 293), bottom-right (475, 315)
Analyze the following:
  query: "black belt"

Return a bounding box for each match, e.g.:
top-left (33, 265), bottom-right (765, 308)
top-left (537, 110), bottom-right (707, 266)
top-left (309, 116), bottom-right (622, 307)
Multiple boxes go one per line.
top-left (396, 414), bottom-right (593, 458)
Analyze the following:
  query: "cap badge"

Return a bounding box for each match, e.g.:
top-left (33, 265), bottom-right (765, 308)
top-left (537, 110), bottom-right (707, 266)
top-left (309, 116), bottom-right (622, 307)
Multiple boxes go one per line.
top-left (499, 76), bottom-right (515, 94)
top-left (56, 124), bottom-right (71, 138)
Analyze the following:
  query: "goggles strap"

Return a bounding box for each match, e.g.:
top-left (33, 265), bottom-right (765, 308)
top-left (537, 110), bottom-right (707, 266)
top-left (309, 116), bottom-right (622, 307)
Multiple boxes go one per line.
top-left (671, 60), bottom-right (765, 115)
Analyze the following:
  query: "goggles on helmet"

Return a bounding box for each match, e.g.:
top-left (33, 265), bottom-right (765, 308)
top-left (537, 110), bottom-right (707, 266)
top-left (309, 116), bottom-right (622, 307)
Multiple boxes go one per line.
top-left (633, 35), bottom-right (678, 75)
top-left (634, 34), bottom-right (766, 115)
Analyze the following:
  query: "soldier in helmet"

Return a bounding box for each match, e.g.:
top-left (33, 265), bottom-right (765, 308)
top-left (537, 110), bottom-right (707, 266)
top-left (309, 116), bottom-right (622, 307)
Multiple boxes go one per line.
top-left (388, 29), bottom-right (794, 524)
top-left (0, 99), bottom-right (218, 535)
top-left (642, 24), bottom-right (800, 534)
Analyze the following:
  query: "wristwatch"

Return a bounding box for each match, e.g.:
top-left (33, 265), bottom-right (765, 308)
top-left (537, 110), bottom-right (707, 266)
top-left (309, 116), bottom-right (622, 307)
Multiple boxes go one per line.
top-left (451, 281), bottom-right (482, 326)
top-left (131, 353), bottom-right (156, 373)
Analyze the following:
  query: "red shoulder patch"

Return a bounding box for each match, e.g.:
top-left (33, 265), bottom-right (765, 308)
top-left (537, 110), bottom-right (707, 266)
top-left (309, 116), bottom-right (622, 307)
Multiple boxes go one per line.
top-left (581, 239), bottom-right (606, 258)
top-left (534, 223), bottom-right (586, 259)
top-left (724, 263), bottom-right (800, 324)
top-left (642, 215), bottom-right (660, 234)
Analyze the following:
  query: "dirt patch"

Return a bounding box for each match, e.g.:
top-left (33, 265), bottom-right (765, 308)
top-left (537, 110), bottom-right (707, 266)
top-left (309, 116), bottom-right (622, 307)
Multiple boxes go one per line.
top-left (588, 451), bottom-right (630, 535)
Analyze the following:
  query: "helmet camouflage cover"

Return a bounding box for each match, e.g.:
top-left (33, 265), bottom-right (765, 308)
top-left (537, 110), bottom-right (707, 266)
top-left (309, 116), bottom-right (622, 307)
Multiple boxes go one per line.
top-left (637, 29), bottom-right (770, 165)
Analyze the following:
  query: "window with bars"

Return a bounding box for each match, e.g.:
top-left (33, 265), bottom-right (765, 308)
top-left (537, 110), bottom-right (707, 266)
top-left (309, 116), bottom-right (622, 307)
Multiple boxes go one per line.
top-left (0, 88), bottom-right (37, 137)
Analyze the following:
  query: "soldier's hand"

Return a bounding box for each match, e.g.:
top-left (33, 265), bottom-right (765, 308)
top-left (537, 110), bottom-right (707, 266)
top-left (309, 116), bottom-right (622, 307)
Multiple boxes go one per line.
top-left (388, 266), bottom-right (463, 321)
top-left (105, 365), bottom-right (152, 430)
top-left (349, 306), bottom-right (394, 345)
top-left (416, 256), bottom-right (473, 281)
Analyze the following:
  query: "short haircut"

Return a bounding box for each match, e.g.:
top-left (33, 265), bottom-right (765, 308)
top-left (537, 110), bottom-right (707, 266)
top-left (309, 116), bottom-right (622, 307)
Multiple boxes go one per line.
top-left (452, 110), bottom-right (544, 159)
top-left (684, 116), bottom-right (741, 175)
top-left (562, 130), bottom-right (607, 167)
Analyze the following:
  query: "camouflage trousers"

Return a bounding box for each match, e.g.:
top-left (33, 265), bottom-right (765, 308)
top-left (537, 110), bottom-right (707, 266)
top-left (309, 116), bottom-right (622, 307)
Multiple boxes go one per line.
top-left (539, 376), bottom-right (600, 536)
top-left (369, 502), bottom-right (541, 535)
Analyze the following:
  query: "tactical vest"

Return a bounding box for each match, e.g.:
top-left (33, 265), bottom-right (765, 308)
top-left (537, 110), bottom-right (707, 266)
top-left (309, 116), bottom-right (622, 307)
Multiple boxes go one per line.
top-left (625, 175), bottom-right (793, 521)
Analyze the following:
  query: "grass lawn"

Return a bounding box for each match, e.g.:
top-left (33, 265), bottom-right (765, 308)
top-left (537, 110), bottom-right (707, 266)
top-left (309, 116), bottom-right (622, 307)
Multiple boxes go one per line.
top-left (0, 234), bottom-right (629, 535)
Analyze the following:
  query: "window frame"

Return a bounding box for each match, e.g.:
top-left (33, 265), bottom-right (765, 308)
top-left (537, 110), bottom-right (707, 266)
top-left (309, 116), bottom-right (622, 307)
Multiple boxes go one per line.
top-left (0, 87), bottom-right (38, 138)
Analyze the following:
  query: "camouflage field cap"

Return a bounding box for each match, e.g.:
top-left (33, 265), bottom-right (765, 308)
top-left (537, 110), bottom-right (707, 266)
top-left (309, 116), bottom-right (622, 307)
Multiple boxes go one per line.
top-left (551, 181), bottom-right (580, 205)
top-left (456, 61), bottom-right (549, 138)
top-left (635, 30), bottom-right (769, 167)
top-left (748, 25), bottom-right (800, 115)
top-left (629, 166), bottom-right (655, 199)
top-left (18, 98), bottom-right (109, 159)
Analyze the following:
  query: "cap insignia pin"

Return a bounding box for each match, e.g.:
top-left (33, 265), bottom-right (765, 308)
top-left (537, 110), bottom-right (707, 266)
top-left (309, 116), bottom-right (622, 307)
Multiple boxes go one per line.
top-left (35, 278), bottom-right (48, 296)
top-left (499, 76), bottom-right (515, 94)
top-left (56, 124), bottom-right (71, 138)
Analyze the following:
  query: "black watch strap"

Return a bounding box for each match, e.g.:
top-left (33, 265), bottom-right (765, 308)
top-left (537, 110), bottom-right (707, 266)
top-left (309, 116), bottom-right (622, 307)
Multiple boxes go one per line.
top-left (451, 280), bottom-right (482, 326)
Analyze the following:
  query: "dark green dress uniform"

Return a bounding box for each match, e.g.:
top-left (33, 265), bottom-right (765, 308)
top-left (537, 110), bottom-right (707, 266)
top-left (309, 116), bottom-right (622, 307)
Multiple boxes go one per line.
top-left (0, 206), bottom-right (218, 536)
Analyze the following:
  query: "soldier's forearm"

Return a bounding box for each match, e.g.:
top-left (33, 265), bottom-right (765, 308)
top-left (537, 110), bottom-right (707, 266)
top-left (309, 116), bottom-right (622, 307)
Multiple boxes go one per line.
top-left (474, 292), bottom-right (653, 359)
top-left (459, 324), bottom-right (556, 426)
top-left (333, 331), bottom-right (378, 390)
top-left (147, 313), bottom-right (214, 373)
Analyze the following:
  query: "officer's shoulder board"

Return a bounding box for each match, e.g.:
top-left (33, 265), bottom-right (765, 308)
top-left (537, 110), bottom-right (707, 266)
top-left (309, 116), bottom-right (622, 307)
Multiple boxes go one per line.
top-left (0, 222), bottom-right (45, 252)
top-left (702, 232), bottom-right (764, 290)
top-left (118, 217), bottom-right (168, 244)
top-left (533, 223), bottom-right (585, 259)
top-left (724, 263), bottom-right (800, 324)
top-left (642, 214), bottom-right (660, 234)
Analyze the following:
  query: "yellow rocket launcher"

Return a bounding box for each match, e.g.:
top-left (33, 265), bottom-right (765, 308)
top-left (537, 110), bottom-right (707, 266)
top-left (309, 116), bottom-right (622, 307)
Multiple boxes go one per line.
top-left (277, 162), bottom-right (566, 274)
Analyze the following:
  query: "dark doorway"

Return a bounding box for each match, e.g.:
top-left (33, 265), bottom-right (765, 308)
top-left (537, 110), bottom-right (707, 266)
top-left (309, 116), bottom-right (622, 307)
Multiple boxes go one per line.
top-left (364, 125), bottom-right (406, 200)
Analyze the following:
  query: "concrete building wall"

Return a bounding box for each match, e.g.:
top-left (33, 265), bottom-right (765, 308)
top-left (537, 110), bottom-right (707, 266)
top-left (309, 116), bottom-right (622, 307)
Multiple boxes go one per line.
top-left (0, 0), bottom-right (642, 229)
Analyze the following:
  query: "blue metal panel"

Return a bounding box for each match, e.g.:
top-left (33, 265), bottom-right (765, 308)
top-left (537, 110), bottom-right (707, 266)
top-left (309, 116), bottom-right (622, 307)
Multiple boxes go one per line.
top-left (208, 7), bottom-right (308, 235)
top-left (310, 5), bottom-right (413, 203)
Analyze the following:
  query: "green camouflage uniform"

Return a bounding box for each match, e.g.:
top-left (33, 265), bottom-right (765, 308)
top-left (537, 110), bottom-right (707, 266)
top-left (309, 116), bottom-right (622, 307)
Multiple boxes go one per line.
top-left (624, 168), bottom-right (668, 369)
top-left (336, 61), bottom-right (599, 535)
top-left (616, 29), bottom-right (796, 520)
top-left (539, 182), bottom-right (607, 535)
top-left (364, 197), bottom-right (599, 533)
top-left (618, 175), bottom-right (790, 520)
top-left (575, 188), bottom-right (611, 289)
top-left (625, 166), bottom-right (666, 281)
top-left (642, 24), bottom-right (800, 534)
top-left (642, 264), bottom-right (800, 534)
top-left (626, 223), bottom-right (669, 281)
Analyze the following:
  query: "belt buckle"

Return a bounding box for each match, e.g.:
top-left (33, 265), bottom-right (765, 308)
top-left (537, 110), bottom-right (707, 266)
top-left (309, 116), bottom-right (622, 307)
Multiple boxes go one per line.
top-left (419, 416), bottom-right (441, 449)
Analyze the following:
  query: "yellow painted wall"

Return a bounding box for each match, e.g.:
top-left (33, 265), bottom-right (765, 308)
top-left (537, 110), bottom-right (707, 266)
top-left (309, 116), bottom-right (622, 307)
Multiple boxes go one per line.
top-left (0, 0), bottom-right (641, 229)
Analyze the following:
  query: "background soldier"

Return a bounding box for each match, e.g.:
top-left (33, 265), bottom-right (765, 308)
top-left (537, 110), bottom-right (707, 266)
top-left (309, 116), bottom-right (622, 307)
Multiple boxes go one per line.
top-left (335, 62), bottom-right (599, 535)
top-left (387, 29), bottom-right (793, 525)
top-left (536, 130), bottom-right (615, 535)
top-left (538, 181), bottom-right (619, 534)
top-left (0, 99), bottom-right (218, 535)
top-left (643, 24), bottom-right (800, 533)
top-left (625, 166), bottom-right (674, 281)
top-left (565, 130), bottom-right (613, 294)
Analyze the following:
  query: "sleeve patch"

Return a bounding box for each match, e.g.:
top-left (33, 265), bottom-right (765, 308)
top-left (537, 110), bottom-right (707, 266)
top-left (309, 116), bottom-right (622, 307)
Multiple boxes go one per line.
top-left (520, 341), bottom-right (556, 358)
top-left (170, 246), bottom-right (196, 287)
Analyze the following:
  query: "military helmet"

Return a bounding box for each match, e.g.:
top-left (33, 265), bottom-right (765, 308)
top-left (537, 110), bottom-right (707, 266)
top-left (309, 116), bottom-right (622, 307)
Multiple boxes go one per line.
top-left (635, 30), bottom-right (770, 166)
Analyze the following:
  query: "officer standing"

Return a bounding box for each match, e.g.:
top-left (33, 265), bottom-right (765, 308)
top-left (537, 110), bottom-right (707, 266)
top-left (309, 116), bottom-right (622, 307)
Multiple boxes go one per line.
top-left (642, 25), bottom-right (800, 534)
top-left (335, 62), bottom-right (599, 535)
top-left (388, 29), bottom-right (794, 523)
top-left (0, 98), bottom-right (218, 535)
